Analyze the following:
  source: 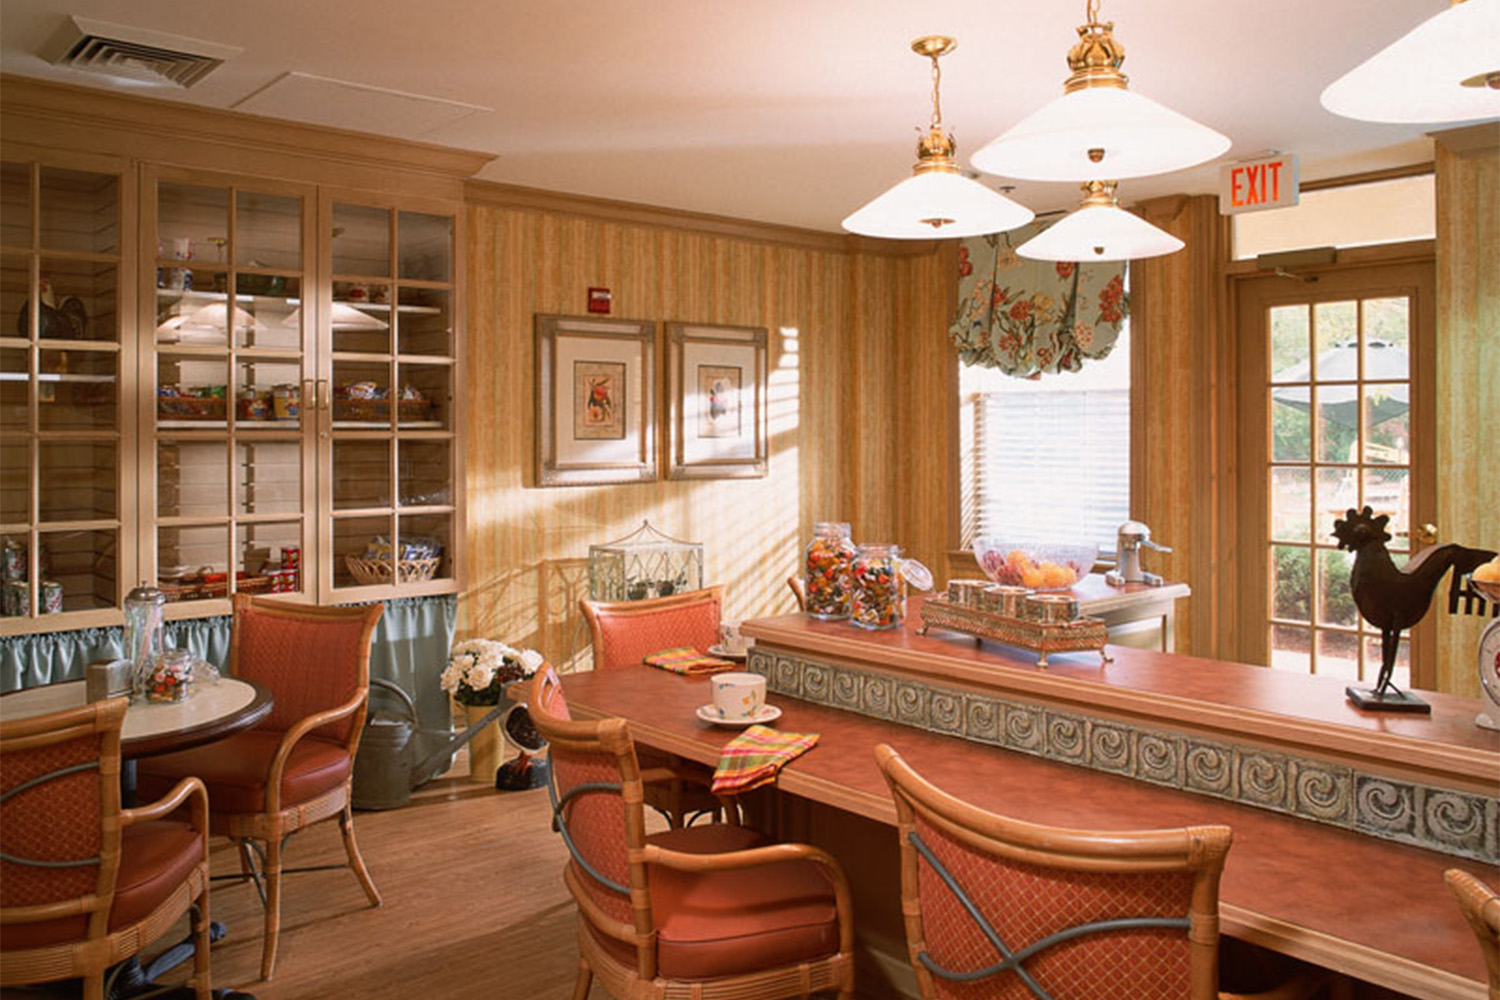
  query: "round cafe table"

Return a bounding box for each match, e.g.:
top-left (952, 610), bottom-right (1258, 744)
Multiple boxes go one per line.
top-left (0, 677), bottom-right (272, 758)
top-left (1, 678), bottom-right (271, 1000)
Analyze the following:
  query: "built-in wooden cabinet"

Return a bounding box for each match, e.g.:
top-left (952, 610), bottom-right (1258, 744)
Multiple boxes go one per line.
top-left (0, 133), bottom-right (465, 634)
top-left (0, 150), bottom-right (136, 631)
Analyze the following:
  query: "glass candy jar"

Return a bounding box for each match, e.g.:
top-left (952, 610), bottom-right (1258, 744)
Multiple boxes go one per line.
top-left (850, 544), bottom-right (933, 630)
top-left (804, 522), bottom-right (857, 620)
top-left (141, 649), bottom-right (195, 703)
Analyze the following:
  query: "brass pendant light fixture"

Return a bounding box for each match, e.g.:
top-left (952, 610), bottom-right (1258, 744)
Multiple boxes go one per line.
top-left (1016, 181), bottom-right (1184, 261)
top-left (842, 35), bottom-right (1034, 240)
top-left (970, 0), bottom-right (1230, 181)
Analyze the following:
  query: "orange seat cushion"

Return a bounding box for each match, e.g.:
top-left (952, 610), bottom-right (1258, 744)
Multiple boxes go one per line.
top-left (641, 824), bottom-right (841, 980)
top-left (2, 820), bottom-right (202, 951)
top-left (137, 730), bottom-right (351, 815)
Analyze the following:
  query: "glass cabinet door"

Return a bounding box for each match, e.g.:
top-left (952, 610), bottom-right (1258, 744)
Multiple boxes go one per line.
top-left (148, 171), bottom-right (315, 611)
top-left (0, 156), bottom-right (129, 629)
top-left (325, 199), bottom-right (458, 595)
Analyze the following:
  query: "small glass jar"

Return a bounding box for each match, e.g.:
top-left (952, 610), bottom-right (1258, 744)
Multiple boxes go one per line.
top-left (140, 649), bottom-right (196, 703)
top-left (850, 544), bottom-right (906, 630)
top-left (805, 522), bottom-right (857, 620)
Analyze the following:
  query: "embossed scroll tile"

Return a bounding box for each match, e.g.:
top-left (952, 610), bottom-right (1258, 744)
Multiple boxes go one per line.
top-left (895, 681), bottom-right (930, 727)
top-left (1183, 741), bottom-right (1236, 798)
top-left (1134, 731), bottom-right (1182, 786)
top-left (1088, 723), bottom-right (1134, 773)
top-left (1045, 711), bottom-right (1089, 763)
top-left (1354, 776), bottom-right (1417, 839)
top-left (774, 657), bottom-right (801, 697)
top-left (928, 689), bottom-right (963, 733)
top-left (1417, 787), bottom-right (1491, 858)
top-left (1004, 703), bottom-right (1045, 755)
top-left (861, 673), bottom-right (895, 720)
top-left (1491, 799), bottom-right (1500, 862)
top-left (1289, 761), bottom-right (1352, 824)
top-left (1236, 750), bottom-right (1291, 812)
top-left (747, 650), bottom-right (772, 679)
top-left (801, 662), bottom-right (831, 704)
top-left (964, 696), bottom-right (1002, 743)
top-left (830, 669), bottom-right (862, 711)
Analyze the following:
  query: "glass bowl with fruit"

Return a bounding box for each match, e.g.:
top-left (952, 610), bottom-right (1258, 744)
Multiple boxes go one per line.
top-left (972, 538), bottom-right (1097, 592)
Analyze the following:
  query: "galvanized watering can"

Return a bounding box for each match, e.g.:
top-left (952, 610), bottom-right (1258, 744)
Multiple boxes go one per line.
top-left (351, 678), bottom-right (512, 810)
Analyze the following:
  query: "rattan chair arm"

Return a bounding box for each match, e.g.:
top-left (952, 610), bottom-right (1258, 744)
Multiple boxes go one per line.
top-left (264, 689), bottom-right (366, 813)
top-left (1, 893), bottom-right (103, 925)
top-left (640, 841), bottom-right (855, 951)
top-left (1219, 967), bottom-right (1329, 1000)
top-left (122, 775), bottom-right (208, 837)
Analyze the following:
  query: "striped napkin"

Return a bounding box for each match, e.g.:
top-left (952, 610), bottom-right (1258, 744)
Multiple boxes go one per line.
top-left (711, 724), bottom-right (820, 795)
top-left (643, 647), bottom-right (736, 675)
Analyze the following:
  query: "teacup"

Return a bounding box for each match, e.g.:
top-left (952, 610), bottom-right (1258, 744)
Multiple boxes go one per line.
top-left (711, 672), bottom-right (766, 721)
top-left (719, 621), bottom-right (748, 656)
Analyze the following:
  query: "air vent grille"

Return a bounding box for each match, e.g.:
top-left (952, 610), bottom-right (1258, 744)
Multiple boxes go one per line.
top-left (40, 16), bottom-right (241, 89)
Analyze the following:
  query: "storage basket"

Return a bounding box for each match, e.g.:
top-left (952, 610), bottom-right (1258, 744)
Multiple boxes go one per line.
top-left (333, 398), bottom-right (435, 423)
top-left (158, 396), bottom-right (227, 420)
top-left (346, 555), bottom-right (441, 586)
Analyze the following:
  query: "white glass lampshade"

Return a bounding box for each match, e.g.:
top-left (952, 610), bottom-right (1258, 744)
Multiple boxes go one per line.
top-left (1321, 0), bottom-right (1500, 124)
top-left (971, 87), bottom-right (1231, 182)
top-left (280, 303), bottom-right (389, 331)
top-left (1017, 202), bottom-right (1183, 262)
top-left (842, 168), bottom-right (1035, 240)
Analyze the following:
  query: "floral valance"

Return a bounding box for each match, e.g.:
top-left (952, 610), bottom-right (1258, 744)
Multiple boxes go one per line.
top-left (949, 224), bottom-right (1129, 377)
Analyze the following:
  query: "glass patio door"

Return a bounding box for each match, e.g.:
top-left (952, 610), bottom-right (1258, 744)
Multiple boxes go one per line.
top-left (1236, 260), bottom-right (1435, 688)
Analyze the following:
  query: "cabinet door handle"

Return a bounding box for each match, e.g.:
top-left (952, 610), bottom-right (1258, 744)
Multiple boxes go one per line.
top-left (318, 379), bottom-right (331, 411)
top-left (302, 379), bottom-right (315, 412)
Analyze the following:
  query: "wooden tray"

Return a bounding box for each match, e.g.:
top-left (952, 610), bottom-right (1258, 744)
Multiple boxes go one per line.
top-left (918, 595), bottom-right (1111, 668)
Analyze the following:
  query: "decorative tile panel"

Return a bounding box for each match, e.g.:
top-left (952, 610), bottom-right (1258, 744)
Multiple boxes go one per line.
top-left (750, 649), bottom-right (1499, 863)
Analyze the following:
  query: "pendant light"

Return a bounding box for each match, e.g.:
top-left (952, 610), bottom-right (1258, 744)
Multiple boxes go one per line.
top-left (1017, 181), bottom-right (1183, 262)
top-left (842, 36), bottom-right (1033, 240)
top-left (1321, 0), bottom-right (1500, 124)
top-left (970, 0), bottom-right (1230, 182)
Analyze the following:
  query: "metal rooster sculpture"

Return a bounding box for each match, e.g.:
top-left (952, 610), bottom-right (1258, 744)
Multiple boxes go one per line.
top-left (1333, 505), bottom-right (1497, 711)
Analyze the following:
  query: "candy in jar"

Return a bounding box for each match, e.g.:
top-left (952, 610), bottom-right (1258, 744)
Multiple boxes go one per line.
top-left (144, 649), bottom-right (196, 703)
top-left (804, 522), bottom-right (856, 620)
top-left (849, 545), bottom-right (933, 630)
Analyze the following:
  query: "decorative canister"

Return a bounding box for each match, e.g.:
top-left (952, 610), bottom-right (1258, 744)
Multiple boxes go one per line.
top-left (272, 384), bottom-right (300, 420)
top-left (143, 649), bottom-right (195, 703)
top-left (239, 385), bottom-right (271, 421)
top-left (1025, 593), bottom-right (1079, 624)
top-left (947, 579), bottom-right (990, 606)
top-left (987, 585), bottom-right (1032, 617)
top-left (804, 522), bottom-right (857, 620)
top-left (463, 703), bottom-right (503, 784)
top-left (849, 546), bottom-right (933, 630)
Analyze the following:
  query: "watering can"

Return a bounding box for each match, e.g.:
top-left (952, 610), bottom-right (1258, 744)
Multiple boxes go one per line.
top-left (351, 678), bottom-right (514, 810)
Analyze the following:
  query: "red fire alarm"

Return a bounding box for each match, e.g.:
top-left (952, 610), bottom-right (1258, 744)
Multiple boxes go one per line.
top-left (587, 287), bottom-right (612, 314)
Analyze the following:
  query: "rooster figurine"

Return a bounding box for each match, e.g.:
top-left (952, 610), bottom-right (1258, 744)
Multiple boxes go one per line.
top-left (1333, 505), bottom-right (1497, 711)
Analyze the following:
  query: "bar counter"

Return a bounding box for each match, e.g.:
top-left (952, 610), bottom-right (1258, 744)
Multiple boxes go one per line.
top-left (559, 615), bottom-right (1498, 1000)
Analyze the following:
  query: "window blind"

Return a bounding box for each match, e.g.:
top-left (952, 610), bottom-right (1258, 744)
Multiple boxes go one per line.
top-left (973, 388), bottom-right (1130, 552)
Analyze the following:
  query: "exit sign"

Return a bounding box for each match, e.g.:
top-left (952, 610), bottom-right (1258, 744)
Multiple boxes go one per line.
top-left (1220, 153), bottom-right (1299, 215)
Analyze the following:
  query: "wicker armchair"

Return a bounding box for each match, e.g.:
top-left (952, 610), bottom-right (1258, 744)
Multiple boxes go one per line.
top-left (531, 665), bottom-right (855, 1000)
top-left (1, 698), bottom-right (211, 1000)
top-left (137, 595), bottom-right (384, 980)
top-left (581, 585), bottom-right (728, 828)
top-left (1447, 869), bottom-right (1500, 999)
top-left (875, 744), bottom-right (1326, 1000)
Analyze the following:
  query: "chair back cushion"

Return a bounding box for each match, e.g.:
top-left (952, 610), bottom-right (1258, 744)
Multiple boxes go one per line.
top-left (1, 700), bottom-right (125, 945)
top-left (583, 587), bottom-right (722, 671)
top-left (912, 812), bottom-right (1195, 1000)
top-left (232, 596), bottom-right (381, 742)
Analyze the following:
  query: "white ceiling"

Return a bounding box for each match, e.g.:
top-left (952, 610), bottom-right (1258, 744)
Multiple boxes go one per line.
top-left (0, 0), bottom-right (1466, 231)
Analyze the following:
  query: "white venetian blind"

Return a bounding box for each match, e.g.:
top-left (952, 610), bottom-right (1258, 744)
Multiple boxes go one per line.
top-left (961, 324), bottom-right (1131, 553)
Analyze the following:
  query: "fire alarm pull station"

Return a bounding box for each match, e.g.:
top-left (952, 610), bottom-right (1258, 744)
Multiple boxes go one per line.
top-left (588, 287), bottom-right (612, 314)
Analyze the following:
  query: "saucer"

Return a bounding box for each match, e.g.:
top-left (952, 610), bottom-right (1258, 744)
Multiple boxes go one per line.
top-left (708, 644), bottom-right (749, 660)
top-left (696, 703), bottom-right (782, 728)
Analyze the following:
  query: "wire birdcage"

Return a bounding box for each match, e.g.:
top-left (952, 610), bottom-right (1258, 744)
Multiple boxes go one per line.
top-left (588, 521), bottom-right (704, 601)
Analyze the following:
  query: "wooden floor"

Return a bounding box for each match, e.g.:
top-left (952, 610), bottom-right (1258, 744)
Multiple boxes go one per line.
top-left (151, 758), bottom-right (586, 1000)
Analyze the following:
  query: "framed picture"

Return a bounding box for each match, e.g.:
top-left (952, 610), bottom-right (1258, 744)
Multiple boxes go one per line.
top-left (665, 322), bottom-right (769, 480)
top-left (535, 315), bottom-right (657, 486)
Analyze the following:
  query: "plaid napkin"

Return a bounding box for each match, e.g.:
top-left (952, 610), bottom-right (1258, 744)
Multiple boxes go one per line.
top-left (643, 647), bottom-right (736, 675)
top-left (711, 724), bottom-right (819, 795)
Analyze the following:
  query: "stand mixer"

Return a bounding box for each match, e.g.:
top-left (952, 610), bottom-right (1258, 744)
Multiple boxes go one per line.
top-left (1104, 520), bottom-right (1171, 588)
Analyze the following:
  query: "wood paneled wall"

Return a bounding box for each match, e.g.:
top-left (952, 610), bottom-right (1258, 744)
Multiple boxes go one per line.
top-left (461, 199), bottom-right (947, 666)
top-left (1433, 126), bottom-right (1500, 698)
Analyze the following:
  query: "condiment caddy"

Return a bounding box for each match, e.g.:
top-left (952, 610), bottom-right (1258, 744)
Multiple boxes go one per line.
top-left (917, 580), bottom-right (1111, 668)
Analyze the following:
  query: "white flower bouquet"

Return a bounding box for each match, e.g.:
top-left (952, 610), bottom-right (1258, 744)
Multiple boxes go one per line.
top-left (439, 639), bottom-right (545, 706)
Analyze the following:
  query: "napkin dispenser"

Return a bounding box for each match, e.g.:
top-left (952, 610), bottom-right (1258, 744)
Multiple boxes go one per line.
top-left (86, 658), bottom-right (133, 702)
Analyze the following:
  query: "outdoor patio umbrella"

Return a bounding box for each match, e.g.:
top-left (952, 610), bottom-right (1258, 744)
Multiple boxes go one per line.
top-left (1271, 338), bottom-right (1409, 428)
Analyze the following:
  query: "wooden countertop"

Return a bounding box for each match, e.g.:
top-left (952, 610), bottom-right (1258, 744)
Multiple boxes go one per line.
top-left (560, 665), bottom-right (1491, 1000)
top-left (741, 613), bottom-right (1499, 792)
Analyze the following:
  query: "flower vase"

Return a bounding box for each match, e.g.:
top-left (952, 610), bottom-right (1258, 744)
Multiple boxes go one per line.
top-left (462, 703), bottom-right (503, 785)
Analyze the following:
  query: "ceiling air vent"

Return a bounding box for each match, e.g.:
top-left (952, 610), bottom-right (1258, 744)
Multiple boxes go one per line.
top-left (39, 16), bottom-right (242, 89)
